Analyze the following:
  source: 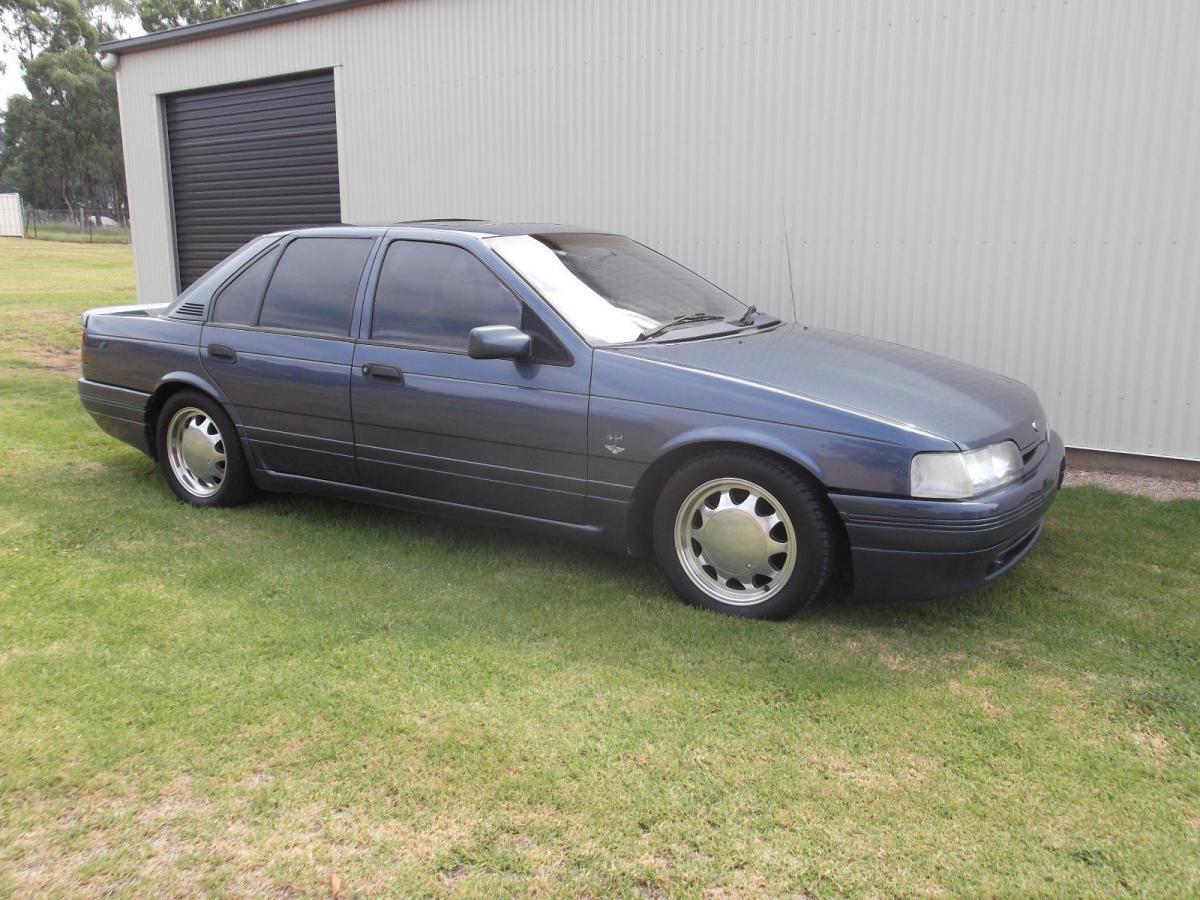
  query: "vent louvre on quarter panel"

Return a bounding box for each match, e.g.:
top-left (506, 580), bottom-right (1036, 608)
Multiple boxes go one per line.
top-left (165, 70), bottom-right (341, 290)
top-left (175, 301), bottom-right (206, 318)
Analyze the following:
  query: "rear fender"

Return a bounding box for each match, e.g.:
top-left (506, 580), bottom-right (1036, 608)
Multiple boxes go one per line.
top-left (154, 371), bottom-right (234, 411)
top-left (144, 372), bottom-right (243, 456)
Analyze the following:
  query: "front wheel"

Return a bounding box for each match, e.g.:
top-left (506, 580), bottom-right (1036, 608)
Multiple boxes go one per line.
top-left (156, 390), bottom-right (255, 507)
top-left (652, 451), bottom-right (837, 619)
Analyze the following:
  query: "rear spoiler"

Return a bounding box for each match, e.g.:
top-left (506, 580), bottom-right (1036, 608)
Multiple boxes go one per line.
top-left (81, 303), bottom-right (169, 327)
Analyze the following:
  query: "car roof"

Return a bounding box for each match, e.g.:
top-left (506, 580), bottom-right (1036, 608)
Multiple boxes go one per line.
top-left (394, 220), bottom-right (603, 237)
top-left (278, 220), bottom-right (603, 239)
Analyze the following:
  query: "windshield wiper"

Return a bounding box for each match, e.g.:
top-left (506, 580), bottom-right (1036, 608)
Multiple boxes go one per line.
top-left (637, 313), bottom-right (725, 341)
top-left (733, 305), bottom-right (757, 326)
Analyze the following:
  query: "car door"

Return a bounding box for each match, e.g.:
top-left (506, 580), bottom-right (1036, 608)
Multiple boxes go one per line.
top-left (351, 237), bottom-right (590, 523)
top-left (201, 233), bottom-right (378, 484)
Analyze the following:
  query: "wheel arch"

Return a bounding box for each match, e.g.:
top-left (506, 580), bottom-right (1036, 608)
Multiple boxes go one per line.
top-left (143, 373), bottom-right (235, 459)
top-left (625, 432), bottom-right (837, 557)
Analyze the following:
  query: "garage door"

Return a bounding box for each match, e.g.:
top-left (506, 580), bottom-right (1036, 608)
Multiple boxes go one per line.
top-left (165, 70), bottom-right (341, 289)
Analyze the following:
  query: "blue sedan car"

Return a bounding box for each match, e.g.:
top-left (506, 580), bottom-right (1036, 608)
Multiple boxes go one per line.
top-left (79, 221), bottom-right (1064, 618)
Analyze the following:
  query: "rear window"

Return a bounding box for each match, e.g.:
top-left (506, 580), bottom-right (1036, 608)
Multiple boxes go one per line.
top-left (257, 237), bottom-right (374, 335)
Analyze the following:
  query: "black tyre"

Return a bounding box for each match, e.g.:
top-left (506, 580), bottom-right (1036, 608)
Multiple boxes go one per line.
top-left (652, 450), bottom-right (837, 619)
top-left (156, 390), bottom-right (256, 507)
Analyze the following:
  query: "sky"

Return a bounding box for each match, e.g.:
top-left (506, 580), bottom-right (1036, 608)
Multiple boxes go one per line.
top-left (1, 50), bottom-right (24, 101)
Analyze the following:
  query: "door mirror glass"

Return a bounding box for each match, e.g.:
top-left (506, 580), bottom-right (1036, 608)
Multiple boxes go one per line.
top-left (469, 325), bottom-right (532, 360)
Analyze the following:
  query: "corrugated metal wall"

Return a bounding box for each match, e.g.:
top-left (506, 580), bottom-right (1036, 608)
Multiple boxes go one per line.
top-left (0, 194), bottom-right (23, 237)
top-left (113, 0), bottom-right (1200, 460)
top-left (164, 70), bottom-right (342, 286)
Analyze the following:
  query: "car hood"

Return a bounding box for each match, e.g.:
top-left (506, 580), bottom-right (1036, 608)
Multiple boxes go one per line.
top-left (617, 324), bottom-right (1046, 449)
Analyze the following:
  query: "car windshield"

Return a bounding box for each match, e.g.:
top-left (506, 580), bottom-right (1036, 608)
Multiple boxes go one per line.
top-left (486, 232), bottom-right (748, 345)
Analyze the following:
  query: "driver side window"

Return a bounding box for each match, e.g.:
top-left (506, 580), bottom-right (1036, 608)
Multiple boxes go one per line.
top-left (370, 240), bottom-right (523, 352)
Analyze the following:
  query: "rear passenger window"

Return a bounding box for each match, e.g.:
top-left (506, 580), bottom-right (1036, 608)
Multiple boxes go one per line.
top-left (258, 237), bottom-right (373, 335)
top-left (211, 247), bottom-right (279, 326)
top-left (371, 241), bottom-right (523, 351)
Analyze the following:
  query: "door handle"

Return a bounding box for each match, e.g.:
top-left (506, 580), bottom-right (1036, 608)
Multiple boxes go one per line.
top-left (208, 343), bottom-right (237, 362)
top-left (362, 362), bottom-right (404, 382)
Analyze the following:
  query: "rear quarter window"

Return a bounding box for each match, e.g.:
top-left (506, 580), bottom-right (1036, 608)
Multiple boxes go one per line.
top-left (210, 247), bottom-right (280, 326)
top-left (257, 237), bottom-right (374, 335)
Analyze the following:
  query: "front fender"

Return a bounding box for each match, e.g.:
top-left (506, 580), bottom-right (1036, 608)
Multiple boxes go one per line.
top-left (653, 426), bottom-right (828, 484)
top-left (613, 421), bottom-right (841, 557)
top-left (589, 392), bottom-right (916, 498)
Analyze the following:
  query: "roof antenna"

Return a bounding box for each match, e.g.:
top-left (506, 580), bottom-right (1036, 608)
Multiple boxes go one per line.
top-left (780, 196), bottom-right (799, 323)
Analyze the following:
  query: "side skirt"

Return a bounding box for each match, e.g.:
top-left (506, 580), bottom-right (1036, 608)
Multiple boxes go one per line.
top-left (253, 469), bottom-right (625, 552)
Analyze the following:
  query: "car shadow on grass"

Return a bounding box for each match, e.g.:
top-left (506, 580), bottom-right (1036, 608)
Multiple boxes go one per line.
top-left (242, 485), bottom-right (1027, 638)
top-left (104, 451), bottom-right (1051, 648)
top-left (89, 459), bottom-right (1105, 708)
top-left (250, 488), bottom-right (665, 585)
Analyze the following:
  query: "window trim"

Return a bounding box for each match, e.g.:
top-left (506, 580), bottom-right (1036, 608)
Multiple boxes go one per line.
top-left (197, 320), bottom-right (368, 343)
top-left (363, 236), bottom-right (572, 365)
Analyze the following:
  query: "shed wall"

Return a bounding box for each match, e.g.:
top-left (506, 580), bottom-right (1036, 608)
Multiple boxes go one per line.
top-left (113, 0), bottom-right (1200, 460)
top-left (0, 194), bottom-right (23, 237)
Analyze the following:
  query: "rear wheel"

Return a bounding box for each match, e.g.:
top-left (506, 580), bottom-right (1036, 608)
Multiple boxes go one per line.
top-left (652, 451), bottom-right (836, 619)
top-left (156, 390), bottom-right (255, 507)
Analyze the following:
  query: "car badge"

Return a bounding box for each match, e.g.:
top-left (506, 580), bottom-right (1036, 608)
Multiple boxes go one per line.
top-left (1031, 421), bottom-right (1040, 432)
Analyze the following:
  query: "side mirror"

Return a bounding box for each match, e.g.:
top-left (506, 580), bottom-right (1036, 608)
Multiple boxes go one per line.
top-left (468, 325), bottom-right (532, 360)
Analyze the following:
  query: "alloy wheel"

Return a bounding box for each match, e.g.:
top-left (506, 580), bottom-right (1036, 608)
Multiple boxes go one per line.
top-left (165, 406), bottom-right (226, 498)
top-left (673, 477), bottom-right (797, 605)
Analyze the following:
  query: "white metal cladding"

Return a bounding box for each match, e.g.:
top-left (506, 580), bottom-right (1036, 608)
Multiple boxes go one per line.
top-left (112, 0), bottom-right (1200, 460)
top-left (0, 194), bottom-right (23, 237)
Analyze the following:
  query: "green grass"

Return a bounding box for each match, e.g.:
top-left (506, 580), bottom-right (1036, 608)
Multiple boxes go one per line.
top-left (1, 239), bottom-right (1198, 896)
top-left (19, 224), bottom-right (132, 244)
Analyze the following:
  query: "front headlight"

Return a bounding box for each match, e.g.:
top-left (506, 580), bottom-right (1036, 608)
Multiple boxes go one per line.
top-left (910, 441), bottom-right (1023, 499)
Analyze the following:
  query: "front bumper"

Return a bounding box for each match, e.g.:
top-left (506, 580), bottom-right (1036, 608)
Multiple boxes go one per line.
top-left (830, 430), bottom-right (1065, 602)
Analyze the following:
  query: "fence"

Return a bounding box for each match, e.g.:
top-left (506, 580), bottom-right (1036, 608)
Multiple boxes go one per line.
top-left (23, 207), bottom-right (131, 243)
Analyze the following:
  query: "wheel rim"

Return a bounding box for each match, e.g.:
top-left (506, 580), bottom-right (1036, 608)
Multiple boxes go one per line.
top-left (166, 406), bottom-right (226, 498)
top-left (673, 477), bottom-right (797, 606)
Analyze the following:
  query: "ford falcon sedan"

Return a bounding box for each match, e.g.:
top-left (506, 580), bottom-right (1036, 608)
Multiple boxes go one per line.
top-left (79, 221), bottom-right (1065, 619)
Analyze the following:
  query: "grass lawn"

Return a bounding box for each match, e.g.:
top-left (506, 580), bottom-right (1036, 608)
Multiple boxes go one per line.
top-left (20, 224), bottom-right (132, 244)
top-left (1, 238), bottom-right (1198, 895)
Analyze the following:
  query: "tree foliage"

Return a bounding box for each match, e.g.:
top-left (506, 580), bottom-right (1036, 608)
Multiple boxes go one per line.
top-left (0, 0), bottom-right (292, 215)
top-left (0, 47), bottom-right (124, 208)
top-left (0, 0), bottom-right (127, 210)
top-left (0, 0), bottom-right (113, 66)
top-left (137, 0), bottom-right (291, 33)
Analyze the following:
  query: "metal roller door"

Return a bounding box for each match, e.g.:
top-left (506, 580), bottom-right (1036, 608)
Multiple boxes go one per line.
top-left (165, 70), bottom-right (341, 289)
